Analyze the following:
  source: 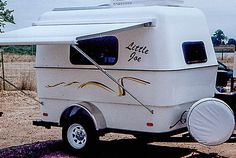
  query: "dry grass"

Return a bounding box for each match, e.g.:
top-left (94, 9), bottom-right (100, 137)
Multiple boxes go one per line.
top-left (1, 53), bottom-right (35, 63)
top-left (0, 53), bottom-right (36, 91)
top-left (0, 66), bottom-right (36, 91)
top-left (216, 54), bottom-right (234, 69)
top-left (16, 71), bottom-right (36, 91)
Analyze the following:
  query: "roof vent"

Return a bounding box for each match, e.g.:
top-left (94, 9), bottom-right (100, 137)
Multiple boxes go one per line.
top-left (111, 0), bottom-right (184, 7)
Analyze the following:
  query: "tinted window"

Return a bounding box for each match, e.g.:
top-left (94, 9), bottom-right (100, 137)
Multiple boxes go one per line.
top-left (70, 36), bottom-right (118, 65)
top-left (182, 41), bottom-right (207, 64)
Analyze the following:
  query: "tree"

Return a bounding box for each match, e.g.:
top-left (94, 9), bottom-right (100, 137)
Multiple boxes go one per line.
top-left (0, 0), bottom-right (14, 93)
top-left (227, 38), bottom-right (236, 46)
top-left (211, 36), bottom-right (221, 46)
top-left (212, 29), bottom-right (228, 46)
top-left (0, 0), bottom-right (15, 33)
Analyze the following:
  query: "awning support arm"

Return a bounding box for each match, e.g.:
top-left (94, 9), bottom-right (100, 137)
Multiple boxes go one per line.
top-left (72, 45), bottom-right (154, 114)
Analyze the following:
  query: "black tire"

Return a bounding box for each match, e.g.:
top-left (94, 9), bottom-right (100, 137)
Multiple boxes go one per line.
top-left (62, 118), bottom-right (98, 153)
top-left (134, 134), bottom-right (152, 144)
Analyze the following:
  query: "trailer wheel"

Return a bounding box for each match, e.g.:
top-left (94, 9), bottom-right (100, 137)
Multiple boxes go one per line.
top-left (134, 134), bottom-right (152, 144)
top-left (62, 119), bottom-right (97, 153)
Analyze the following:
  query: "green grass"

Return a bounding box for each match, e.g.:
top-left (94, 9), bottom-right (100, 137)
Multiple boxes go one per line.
top-left (1, 45), bottom-right (36, 55)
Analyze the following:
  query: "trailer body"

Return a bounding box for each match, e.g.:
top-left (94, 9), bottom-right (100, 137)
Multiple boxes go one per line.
top-left (0, 3), bottom-right (235, 151)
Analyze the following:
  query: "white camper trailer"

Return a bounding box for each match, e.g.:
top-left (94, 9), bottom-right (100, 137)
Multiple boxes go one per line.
top-left (0, 1), bottom-right (235, 152)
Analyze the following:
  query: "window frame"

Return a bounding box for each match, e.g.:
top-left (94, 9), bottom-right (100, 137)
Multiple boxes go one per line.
top-left (182, 41), bottom-right (208, 64)
top-left (70, 36), bottom-right (119, 66)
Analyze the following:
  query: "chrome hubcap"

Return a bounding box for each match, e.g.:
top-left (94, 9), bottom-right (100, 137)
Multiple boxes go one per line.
top-left (67, 123), bottom-right (87, 149)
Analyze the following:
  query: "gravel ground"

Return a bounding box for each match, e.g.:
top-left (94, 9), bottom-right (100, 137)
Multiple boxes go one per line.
top-left (1, 91), bottom-right (236, 158)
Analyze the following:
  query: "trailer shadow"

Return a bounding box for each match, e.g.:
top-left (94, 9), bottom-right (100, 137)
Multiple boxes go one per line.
top-left (0, 138), bottom-right (228, 158)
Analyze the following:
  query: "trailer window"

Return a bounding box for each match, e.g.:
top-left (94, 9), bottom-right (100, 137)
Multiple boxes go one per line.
top-left (70, 36), bottom-right (118, 65)
top-left (182, 41), bottom-right (207, 64)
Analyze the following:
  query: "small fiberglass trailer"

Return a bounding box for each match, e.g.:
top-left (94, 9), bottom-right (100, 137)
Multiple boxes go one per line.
top-left (0, 0), bottom-right (235, 152)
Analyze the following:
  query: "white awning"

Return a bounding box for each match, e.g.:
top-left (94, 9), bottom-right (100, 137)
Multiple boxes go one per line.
top-left (0, 22), bottom-right (152, 45)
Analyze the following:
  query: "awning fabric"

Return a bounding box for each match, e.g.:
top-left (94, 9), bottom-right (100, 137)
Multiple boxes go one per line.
top-left (0, 22), bottom-right (151, 45)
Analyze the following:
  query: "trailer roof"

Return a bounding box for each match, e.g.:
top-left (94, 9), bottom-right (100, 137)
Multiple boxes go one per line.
top-left (0, 21), bottom-right (152, 46)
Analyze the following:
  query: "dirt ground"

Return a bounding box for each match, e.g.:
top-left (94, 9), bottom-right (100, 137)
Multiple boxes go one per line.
top-left (1, 91), bottom-right (236, 158)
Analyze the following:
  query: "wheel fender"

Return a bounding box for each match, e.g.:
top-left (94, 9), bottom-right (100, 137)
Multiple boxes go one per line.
top-left (60, 103), bottom-right (106, 130)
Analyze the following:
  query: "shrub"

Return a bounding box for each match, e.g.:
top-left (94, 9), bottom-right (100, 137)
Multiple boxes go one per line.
top-left (1, 45), bottom-right (36, 55)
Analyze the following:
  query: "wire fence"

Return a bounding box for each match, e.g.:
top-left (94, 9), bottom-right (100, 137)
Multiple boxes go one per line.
top-left (216, 51), bottom-right (235, 61)
top-left (0, 50), bottom-right (36, 91)
top-left (216, 52), bottom-right (235, 69)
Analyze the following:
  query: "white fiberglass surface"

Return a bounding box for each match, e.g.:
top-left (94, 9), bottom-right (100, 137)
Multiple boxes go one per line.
top-left (0, 22), bottom-right (149, 45)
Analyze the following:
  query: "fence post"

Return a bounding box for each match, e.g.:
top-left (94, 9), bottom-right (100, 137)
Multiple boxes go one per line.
top-left (221, 50), bottom-right (224, 60)
top-left (1, 49), bottom-right (5, 90)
